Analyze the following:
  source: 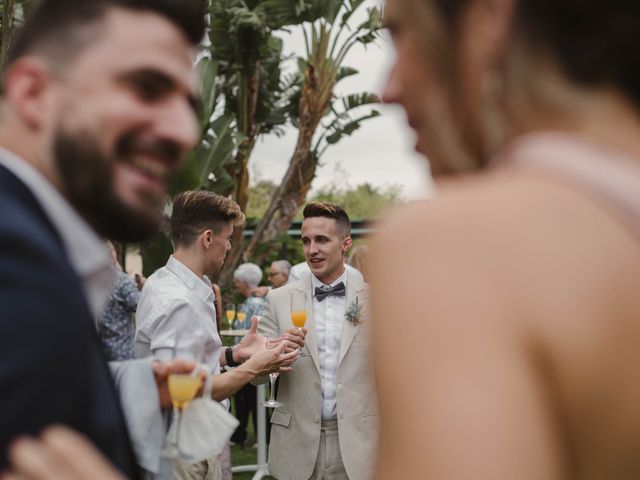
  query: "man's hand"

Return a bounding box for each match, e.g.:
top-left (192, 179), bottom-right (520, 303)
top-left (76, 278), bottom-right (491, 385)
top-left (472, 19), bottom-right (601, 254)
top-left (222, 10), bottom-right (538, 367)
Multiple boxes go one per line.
top-left (267, 327), bottom-right (307, 353)
top-left (235, 318), bottom-right (307, 361)
top-left (2, 426), bottom-right (124, 480)
top-left (152, 358), bottom-right (201, 409)
top-left (245, 340), bottom-right (299, 376)
top-left (233, 316), bottom-right (266, 362)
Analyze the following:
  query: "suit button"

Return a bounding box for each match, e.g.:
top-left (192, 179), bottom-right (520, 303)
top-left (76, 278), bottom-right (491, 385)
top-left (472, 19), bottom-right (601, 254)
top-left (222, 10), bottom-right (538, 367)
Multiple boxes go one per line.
top-left (339, 414), bottom-right (344, 419)
top-left (313, 416), bottom-right (319, 423)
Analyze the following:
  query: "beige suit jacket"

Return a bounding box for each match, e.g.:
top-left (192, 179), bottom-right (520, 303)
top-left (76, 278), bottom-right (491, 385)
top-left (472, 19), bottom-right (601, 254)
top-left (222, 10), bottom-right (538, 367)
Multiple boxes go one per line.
top-left (258, 270), bottom-right (379, 480)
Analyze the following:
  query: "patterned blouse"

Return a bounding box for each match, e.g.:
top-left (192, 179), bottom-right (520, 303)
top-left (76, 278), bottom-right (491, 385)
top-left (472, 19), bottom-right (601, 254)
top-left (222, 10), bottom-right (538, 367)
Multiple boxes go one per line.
top-left (97, 271), bottom-right (140, 361)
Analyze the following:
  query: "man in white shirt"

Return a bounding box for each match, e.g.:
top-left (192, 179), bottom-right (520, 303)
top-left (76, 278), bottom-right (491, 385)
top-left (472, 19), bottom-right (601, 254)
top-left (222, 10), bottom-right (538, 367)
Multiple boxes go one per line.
top-left (258, 202), bottom-right (379, 480)
top-left (135, 190), bottom-right (303, 479)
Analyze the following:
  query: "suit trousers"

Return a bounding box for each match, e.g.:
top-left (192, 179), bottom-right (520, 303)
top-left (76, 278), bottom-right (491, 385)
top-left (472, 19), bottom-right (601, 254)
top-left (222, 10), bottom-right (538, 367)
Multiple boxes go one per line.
top-left (310, 420), bottom-right (349, 480)
top-left (173, 456), bottom-right (221, 480)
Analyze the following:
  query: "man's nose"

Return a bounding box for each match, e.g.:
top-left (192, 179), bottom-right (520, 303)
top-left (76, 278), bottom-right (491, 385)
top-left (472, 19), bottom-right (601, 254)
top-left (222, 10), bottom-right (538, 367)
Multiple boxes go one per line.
top-left (381, 63), bottom-right (401, 104)
top-left (155, 96), bottom-right (199, 159)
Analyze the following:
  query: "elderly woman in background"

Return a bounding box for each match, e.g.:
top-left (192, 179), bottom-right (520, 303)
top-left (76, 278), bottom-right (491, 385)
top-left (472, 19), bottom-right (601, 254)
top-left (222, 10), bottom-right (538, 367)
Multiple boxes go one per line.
top-left (371, 0), bottom-right (640, 478)
top-left (230, 262), bottom-right (266, 448)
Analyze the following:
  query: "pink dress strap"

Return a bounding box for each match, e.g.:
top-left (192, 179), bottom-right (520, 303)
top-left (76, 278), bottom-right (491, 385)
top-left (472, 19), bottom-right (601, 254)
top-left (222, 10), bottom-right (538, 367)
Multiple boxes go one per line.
top-left (496, 132), bottom-right (640, 237)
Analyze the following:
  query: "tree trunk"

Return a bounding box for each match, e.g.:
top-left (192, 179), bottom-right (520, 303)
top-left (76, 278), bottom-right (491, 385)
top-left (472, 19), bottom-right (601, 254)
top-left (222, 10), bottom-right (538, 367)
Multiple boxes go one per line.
top-left (242, 105), bottom-right (321, 263)
top-left (0, 0), bottom-right (15, 72)
top-left (216, 64), bottom-right (260, 285)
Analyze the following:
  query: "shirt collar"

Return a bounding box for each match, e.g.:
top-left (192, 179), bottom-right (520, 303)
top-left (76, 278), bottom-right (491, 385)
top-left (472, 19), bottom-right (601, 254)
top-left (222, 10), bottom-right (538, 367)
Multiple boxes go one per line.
top-left (311, 267), bottom-right (348, 290)
top-left (166, 255), bottom-right (213, 301)
top-left (0, 148), bottom-right (113, 316)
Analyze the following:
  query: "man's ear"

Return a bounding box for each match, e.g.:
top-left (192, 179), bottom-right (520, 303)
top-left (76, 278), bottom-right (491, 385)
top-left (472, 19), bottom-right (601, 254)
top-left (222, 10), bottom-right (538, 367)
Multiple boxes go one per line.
top-left (3, 57), bottom-right (56, 130)
top-left (343, 236), bottom-right (353, 255)
top-left (202, 229), bottom-right (213, 248)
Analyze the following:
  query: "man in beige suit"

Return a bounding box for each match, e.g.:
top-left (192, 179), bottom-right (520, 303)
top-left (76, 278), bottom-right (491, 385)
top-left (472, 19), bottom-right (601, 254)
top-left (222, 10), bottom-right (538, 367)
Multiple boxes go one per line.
top-left (258, 201), bottom-right (378, 480)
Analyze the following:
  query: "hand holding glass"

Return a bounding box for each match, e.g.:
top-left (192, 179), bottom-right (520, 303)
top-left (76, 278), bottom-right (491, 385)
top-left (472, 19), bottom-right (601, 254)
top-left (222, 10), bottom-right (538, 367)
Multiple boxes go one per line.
top-left (162, 371), bottom-right (202, 457)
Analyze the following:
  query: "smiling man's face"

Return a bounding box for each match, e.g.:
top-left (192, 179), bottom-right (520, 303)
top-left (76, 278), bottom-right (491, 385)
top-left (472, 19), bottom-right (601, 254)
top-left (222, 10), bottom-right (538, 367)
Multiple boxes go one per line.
top-left (301, 216), bottom-right (351, 285)
top-left (49, 8), bottom-right (198, 240)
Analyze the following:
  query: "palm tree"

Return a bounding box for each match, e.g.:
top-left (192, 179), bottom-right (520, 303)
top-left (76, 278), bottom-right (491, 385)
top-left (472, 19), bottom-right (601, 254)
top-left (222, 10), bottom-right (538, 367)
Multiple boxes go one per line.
top-left (240, 0), bottom-right (382, 265)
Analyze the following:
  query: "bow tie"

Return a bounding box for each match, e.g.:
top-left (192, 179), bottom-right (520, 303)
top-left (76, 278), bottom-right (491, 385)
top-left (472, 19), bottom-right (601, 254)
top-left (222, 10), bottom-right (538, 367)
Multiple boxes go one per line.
top-left (314, 282), bottom-right (346, 302)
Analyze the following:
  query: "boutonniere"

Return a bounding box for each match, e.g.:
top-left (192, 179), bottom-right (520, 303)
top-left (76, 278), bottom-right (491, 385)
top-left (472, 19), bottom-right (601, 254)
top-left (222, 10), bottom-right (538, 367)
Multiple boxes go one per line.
top-left (345, 297), bottom-right (363, 325)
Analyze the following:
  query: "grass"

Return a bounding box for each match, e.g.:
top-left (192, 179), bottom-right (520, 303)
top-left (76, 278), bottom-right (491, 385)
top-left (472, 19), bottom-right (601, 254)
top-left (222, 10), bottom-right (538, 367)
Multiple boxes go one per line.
top-left (229, 419), bottom-right (275, 480)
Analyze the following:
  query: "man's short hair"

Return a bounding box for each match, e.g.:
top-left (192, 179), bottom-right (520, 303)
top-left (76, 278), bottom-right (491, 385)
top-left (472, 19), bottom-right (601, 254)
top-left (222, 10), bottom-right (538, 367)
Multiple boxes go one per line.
top-left (171, 190), bottom-right (245, 248)
top-left (7, 0), bottom-right (206, 69)
top-left (302, 201), bottom-right (351, 236)
top-left (271, 259), bottom-right (292, 274)
top-left (233, 263), bottom-right (263, 289)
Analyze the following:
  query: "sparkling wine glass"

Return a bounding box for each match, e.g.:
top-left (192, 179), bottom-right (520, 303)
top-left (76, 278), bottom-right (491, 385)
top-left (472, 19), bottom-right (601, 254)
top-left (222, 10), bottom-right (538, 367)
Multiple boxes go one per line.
top-left (261, 372), bottom-right (283, 408)
top-left (291, 295), bottom-right (307, 355)
top-left (225, 304), bottom-right (236, 330)
top-left (236, 305), bottom-right (247, 329)
top-left (162, 347), bottom-right (202, 458)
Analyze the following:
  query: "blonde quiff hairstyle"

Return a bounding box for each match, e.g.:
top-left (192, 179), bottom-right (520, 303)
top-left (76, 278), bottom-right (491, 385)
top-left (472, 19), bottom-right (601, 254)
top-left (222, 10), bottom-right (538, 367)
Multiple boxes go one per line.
top-left (170, 190), bottom-right (245, 248)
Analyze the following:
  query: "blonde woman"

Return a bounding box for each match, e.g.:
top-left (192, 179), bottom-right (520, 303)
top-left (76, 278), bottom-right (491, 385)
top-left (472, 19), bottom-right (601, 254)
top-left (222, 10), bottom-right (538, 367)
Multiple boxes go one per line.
top-left (371, 0), bottom-right (640, 478)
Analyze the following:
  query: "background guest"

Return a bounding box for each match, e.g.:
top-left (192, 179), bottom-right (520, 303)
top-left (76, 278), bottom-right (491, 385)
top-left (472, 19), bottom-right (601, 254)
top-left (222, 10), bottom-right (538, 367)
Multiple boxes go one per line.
top-left (230, 262), bottom-right (266, 448)
top-left (267, 260), bottom-right (291, 289)
top-left (348, 245), bottom-right (369, 282)
top-left (97, 241), bottom-right (140, 361)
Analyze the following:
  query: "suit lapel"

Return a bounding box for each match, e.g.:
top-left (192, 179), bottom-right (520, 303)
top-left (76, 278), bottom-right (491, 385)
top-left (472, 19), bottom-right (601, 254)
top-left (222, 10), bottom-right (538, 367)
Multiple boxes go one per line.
top-left (338, 271), bottom-right (366, 367)
top-left (293, 277), bottom-right (321, 375)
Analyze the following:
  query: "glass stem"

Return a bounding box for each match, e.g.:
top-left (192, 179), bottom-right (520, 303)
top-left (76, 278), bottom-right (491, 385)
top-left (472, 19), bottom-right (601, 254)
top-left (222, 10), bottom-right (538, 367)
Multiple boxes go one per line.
top-left (269, 375), bottom-right (276, 402)
top-left (172, 406), bottom-right (181, 451)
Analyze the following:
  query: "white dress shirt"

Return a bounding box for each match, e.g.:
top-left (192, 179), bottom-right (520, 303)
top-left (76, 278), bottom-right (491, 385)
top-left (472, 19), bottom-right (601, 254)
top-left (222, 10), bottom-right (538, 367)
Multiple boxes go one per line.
top-left (312, 269), bottom-right (348, 420)
top-left (135, 255), bottom-right (223, 374)
top-left (0, 148), bottom-right (113, 319)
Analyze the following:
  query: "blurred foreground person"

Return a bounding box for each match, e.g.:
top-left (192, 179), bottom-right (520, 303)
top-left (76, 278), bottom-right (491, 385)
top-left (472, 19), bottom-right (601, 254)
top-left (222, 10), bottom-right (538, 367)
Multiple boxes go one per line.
top-left (4, 426), bottom-right (125, 480)
top-left (0, 0), bottom-right (206, 476)
top-left (372, 0), bottom-right (640, 478)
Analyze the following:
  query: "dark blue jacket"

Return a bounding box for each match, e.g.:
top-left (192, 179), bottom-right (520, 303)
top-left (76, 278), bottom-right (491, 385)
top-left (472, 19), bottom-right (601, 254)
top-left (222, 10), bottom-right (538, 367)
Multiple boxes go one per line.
top-left (0, 164), bottom-right (139, 478)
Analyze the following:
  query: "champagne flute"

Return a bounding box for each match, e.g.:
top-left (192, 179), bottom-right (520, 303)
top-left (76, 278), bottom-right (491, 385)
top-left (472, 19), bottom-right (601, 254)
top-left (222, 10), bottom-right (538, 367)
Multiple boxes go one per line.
top-left (261, 339), bottom-right (283, 408)
top-left (236, 306), bottom-right (247, 329)
top-left (162, 348), bottom-right (202, 458)
top-left (291, 293), bottom-right (307, 333)
top-left (291, 310), bottom-right (307, 331)
top-left (225, 304), bottom-right (236, 330)
top-left (261, 371), bottom-right (283, 408)
top-left (291, 295), bottom-right (307, 355)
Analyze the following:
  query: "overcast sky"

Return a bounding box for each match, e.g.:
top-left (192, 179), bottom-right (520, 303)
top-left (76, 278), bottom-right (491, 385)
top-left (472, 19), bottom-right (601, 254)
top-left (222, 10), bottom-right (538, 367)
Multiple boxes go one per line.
top-left (249, 0), bottom-right (435, 200)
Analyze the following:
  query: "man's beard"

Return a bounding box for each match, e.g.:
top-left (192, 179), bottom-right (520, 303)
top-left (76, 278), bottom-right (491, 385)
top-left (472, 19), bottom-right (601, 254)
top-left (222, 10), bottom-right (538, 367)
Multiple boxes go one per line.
top-left (53, 129), bottom-right (162, 242)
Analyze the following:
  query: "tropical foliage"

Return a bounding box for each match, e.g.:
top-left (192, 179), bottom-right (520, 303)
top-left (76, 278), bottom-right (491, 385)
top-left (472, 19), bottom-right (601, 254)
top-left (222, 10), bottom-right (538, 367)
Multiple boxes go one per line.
top-left (240, 0), bottom-right (383, 267)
